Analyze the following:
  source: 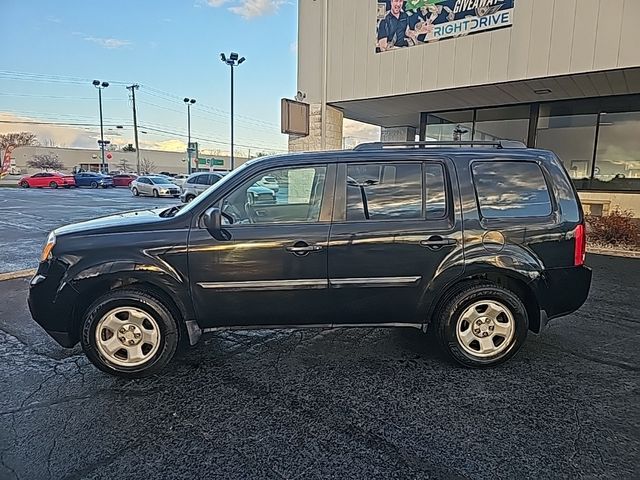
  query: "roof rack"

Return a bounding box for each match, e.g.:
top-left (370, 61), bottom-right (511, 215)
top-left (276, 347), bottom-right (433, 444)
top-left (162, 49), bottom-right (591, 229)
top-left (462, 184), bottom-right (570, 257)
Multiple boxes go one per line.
top-left (352, 140), bottom-right (527, 151)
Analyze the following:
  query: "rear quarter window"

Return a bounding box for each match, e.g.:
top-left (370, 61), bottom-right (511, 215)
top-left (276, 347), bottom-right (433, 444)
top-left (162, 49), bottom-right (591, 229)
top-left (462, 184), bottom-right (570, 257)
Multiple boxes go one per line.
top-left (472, 161), bottom-right (552, 218)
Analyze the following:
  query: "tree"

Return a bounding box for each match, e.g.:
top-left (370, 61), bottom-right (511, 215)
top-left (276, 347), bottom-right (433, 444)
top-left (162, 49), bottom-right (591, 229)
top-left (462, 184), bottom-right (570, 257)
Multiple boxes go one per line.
top-left (42, 138), bottom-right (57, 147)
top-left (27, 153), bottom-right (64, 171)
top-left (118, 158), bottom-right (132, 172)
top-left (140, 157), bottom-right (156, 174)
top-left (0, 132), bottom-right (39, 150)
top-left (122, 143), bottom-right (136, 152)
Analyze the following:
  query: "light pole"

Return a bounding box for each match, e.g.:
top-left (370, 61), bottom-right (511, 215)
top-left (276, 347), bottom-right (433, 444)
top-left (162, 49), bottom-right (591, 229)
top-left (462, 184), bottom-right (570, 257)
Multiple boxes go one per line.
top-left (183, 98), bottom-right (196, 174)
top-left (92, 80), bottom-right (109, 172)
top-left (220, 52), bottom-right (245, 170)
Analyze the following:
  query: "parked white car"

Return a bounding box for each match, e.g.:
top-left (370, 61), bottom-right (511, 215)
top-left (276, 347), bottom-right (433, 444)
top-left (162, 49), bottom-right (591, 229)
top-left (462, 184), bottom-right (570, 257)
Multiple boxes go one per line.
top-left (130, 176), bottom-right (181, 198)
top-left (255, 175), bottom-right (279, 193)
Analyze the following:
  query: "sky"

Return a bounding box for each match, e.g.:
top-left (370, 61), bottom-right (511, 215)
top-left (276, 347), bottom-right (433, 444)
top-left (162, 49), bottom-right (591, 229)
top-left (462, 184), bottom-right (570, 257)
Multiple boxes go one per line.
top-left (0, 0), bottom-right (308, 156)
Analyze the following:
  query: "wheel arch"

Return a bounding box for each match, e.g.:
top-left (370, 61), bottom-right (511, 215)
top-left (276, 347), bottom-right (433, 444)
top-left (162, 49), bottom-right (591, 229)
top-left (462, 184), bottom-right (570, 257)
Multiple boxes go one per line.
top-left (424, 268), bottom-right (542, 334)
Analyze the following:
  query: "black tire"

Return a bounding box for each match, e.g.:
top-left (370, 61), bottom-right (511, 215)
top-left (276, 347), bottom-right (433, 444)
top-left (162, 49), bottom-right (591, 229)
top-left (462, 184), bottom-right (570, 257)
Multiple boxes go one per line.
top-left (132, 187), bottom-right (139, 196)
top-left (90, 181), bottom-right (98, 189)
top-left (49, 181), bottom-right (58, 189)
top-left (20, 181), bottom-right (29, 188)
top-left (80, 289), bottom-right (179, 378)
top-left (185, 194), bottom-right (195, 203)
top-left (432, 282), bottom-right (528, 368)
top-left (153, 189), bottom-right (159, 198)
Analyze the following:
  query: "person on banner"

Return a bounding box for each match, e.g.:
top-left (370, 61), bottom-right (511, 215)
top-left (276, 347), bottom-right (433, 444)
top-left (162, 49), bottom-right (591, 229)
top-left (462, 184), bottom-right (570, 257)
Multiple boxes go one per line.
top-left (377, 0), bottom-right (433, 52)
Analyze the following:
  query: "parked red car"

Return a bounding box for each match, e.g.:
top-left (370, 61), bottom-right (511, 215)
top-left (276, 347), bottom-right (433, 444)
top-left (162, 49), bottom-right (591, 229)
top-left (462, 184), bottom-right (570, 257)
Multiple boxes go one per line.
top-left (19, 172), bottom-right (76, 189)
top-left (112, 174), bottom-right (138, 187)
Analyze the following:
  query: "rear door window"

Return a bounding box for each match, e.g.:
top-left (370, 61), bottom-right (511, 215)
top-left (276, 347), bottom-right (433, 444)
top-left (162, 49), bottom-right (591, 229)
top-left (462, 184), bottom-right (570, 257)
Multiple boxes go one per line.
top-left (472, 161), bottom-right (552, 218)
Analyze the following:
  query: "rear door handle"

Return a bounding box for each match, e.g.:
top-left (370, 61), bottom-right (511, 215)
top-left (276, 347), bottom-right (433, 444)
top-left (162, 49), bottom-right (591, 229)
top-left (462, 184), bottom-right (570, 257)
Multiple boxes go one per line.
top-left (420, 236), bottom-right (456, 249)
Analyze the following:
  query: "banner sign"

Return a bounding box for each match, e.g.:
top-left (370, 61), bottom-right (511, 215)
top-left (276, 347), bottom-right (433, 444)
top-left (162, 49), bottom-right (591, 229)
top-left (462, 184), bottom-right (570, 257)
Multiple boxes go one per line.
top-left (0, 145), bottom-right (15, 179)
top-left (376, 0), bottom-right (515, 53)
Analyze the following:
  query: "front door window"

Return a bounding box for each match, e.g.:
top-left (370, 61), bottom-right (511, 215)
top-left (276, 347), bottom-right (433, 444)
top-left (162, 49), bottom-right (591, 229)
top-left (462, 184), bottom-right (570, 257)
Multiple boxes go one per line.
top-left (222, 166), bottom-right (327, 225)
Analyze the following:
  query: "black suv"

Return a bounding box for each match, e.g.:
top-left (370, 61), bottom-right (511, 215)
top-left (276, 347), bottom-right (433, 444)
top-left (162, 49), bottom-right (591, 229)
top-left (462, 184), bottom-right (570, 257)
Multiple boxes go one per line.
top-left (28, 141), bottom-right (591, 377)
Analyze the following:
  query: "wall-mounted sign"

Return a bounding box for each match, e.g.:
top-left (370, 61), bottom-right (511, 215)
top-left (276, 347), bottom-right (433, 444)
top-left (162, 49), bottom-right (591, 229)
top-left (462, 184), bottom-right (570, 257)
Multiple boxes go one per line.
top-left (376, 0), bottom-right (515, 53)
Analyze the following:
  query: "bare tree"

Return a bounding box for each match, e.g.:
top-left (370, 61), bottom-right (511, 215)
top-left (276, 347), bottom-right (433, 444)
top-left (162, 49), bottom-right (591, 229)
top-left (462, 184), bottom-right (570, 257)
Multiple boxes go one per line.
top-left (140, 157), bottom-right (156, 174)
top-left (42, 138), bottom-right (57, 147)
top-left (0, 132), bottom-right (39, 150)
top-left (27, 153), bottom-right (64, 171)
top-left (118, 158), bottom-right (132, 172)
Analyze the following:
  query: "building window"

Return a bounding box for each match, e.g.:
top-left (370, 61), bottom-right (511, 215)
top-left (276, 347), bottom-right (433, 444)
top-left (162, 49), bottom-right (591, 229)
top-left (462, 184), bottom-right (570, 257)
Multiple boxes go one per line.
top-left (535, 103), bottom-right (598, 190)
top-left (593, 111), bottom-right (640, 191)
top-left (473, 106), bottom-right (530, 144)
top-left (426, 110), bottom-right (473, 142)
top-left (472, 161), bottom-right (552, 218)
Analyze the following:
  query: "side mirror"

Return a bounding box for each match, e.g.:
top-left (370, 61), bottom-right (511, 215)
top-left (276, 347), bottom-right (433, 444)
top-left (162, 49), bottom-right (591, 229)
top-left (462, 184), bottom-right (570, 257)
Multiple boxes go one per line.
top-left (202, 207), bottom-right (223, 239)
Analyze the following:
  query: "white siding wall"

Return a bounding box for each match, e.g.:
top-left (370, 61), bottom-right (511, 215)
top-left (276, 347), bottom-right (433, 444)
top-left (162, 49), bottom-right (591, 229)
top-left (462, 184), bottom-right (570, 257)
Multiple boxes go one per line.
top-left (299, 0), bottom-right (640, 103)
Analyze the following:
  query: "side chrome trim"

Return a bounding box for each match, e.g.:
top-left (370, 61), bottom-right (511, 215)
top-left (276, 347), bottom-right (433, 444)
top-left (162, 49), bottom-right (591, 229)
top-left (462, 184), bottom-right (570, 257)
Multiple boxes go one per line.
top-left (203, 322), bottom-right (423, 333)
top-left (197, 279), bottom-right (328, 291)
top-left (330, 276), bottom-right (421, 288)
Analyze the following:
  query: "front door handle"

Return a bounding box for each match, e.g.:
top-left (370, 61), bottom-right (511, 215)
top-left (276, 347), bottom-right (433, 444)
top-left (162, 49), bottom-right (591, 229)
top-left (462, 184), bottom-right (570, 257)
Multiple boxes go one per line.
top-left (420, 236), bottom-right (456, 250)
top-left (286, 242), bottom-right (324, 256)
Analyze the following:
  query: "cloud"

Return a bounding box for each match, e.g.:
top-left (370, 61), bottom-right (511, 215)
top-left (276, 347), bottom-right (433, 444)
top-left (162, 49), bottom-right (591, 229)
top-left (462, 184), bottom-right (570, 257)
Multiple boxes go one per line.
top-left (204, 0), bottom-right (286, 19)
top-left (84, 37), bottom-right (131, 49)
top-left (343, 119), bottom-right (381, 143)
top-left (141, 139), bottom-right (187, 152)
top-left (0, 112), bottom-right (98, 149)
top-left (46, 16), bottom-right (62, 23)
top-left (290, 41), bottom-right (297, 54)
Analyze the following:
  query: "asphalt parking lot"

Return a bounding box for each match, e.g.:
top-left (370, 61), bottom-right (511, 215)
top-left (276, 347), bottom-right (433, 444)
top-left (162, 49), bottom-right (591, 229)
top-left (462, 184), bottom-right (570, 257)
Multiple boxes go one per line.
top-left (0, 187), bottom-right (179, 273)
top-left (0, 254), bottom-right (638, 480)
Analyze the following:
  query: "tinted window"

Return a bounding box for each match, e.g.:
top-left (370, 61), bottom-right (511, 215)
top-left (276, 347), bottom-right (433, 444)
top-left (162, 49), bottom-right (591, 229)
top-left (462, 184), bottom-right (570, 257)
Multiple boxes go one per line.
top-left (195, 175), bottom-right (209, 185)
top-left (149, 177), bottom-right (171, 185)
top-left (472, 162), bottom-right (552, 218)
top-left (208, 174), bottom-right (222, 186)
top-left (139, 178), bottom-right (150, 185)
top-left (346, 163), bottom-right (422, 221)
top-left (425, 164), bottom-right (447, 219)
top-left (222, 166), bottom-right (326, 224)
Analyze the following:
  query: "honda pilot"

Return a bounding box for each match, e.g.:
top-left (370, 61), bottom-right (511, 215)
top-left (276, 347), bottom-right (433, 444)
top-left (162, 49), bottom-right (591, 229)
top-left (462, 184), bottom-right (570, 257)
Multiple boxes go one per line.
top-left (28, 141), bottom-right (592, 377)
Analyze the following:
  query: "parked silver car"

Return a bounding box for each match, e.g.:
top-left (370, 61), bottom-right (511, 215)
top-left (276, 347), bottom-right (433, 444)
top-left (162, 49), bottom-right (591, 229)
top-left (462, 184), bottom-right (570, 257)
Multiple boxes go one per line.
top-left (131, 176), bottom-right (181, 198)
top-left (180, 171), bottom-right (276, 204)
top-left (180, 172), bottom-right (226, 203)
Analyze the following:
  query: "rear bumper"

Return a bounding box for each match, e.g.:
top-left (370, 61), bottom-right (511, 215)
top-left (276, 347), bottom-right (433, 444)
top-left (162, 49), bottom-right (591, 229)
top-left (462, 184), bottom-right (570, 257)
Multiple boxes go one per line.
top-left (538, 265), bottom-right (592, 320)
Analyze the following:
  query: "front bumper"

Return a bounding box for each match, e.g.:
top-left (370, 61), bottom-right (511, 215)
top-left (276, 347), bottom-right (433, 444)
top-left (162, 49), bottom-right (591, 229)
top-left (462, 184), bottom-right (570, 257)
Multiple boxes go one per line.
top-left (27, 261), bottom-right (80, 348)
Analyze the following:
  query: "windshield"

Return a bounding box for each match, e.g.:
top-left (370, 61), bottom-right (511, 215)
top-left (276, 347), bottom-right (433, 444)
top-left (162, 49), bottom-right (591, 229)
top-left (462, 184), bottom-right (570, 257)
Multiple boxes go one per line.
top-left (149, 177), bottom-right (172, 185)
top-left (175, 162), bottom-right (253, 217)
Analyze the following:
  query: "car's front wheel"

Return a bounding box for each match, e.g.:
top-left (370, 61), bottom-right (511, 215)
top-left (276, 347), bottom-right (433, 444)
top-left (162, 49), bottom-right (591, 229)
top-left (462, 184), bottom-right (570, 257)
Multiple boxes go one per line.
top-left (20, 181), bottom-right (29, 188)
top-left (153, 189), bottom-right (159, 198)
top-left (433, 282), bottom-right (528, 368)
top-left (80, 289), bottom-right (179, 378)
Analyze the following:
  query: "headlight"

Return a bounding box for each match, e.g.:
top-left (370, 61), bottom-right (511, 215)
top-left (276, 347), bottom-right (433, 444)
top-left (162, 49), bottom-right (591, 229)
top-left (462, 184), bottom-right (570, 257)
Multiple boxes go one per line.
top-left (41, 231), bottom-right (56, 262)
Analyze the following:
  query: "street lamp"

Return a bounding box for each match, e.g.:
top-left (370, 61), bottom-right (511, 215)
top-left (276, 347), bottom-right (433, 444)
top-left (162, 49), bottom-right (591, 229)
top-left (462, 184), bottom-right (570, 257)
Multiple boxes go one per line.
top-left (183, 98), bottom-right (196, 174)
top-left (220, 52), bottom-right (245, 170)
top-left (92, 80), bottom-right (110, 172)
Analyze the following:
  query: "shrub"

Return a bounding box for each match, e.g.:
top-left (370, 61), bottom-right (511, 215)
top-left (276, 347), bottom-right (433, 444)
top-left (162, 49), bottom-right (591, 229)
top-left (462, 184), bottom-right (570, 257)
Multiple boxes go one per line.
top-left (586, 208), bottom-right (639, 246)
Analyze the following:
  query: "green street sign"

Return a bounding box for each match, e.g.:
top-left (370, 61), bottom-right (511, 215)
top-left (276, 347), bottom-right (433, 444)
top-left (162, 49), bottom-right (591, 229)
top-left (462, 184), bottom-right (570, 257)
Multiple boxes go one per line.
top-left (197, 158), bottom-right (225, 166)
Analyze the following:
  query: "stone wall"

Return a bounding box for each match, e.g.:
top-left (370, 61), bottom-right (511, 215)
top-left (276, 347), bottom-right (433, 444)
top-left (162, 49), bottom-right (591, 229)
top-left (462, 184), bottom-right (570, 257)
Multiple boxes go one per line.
top-left (289, 104), bottom-right (343, 152)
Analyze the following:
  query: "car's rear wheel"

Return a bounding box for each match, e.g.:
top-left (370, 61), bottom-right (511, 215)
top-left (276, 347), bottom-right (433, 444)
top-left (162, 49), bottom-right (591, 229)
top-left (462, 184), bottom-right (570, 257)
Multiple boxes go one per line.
top-left (132, 187), bottom-right (139, 196)
top-left (185, 194), bottom-right (195, 203)
top-left (90, 181), bottom-right (98, 189)
top-left (80, 289), bottom-right (179, 378)
top-left (153, 189), bottom-right (159, 198)
top-left (49, 181), bottom-right (58, 189)
top-left (433, 282), bottom-right (528, 368)
top-left (20, 181), bottom-right (29, 188)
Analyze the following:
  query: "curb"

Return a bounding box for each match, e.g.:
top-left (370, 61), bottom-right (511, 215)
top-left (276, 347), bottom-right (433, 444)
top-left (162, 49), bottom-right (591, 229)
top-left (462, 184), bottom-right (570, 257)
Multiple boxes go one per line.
top-left (588, 247), bottom-right (640, 258)
top-left (0, 269), bottom-right (36, 282)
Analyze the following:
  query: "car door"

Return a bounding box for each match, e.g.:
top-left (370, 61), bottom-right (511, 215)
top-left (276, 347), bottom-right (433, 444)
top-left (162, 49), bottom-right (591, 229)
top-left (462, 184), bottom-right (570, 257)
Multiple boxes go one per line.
top-left (37, 173), bottom-right (52, 187)
top-left (188, 163), bottom-right (336, 327)
top-left (327, 158), bottom-right (463, 325)
top-left (140, 178), bottom-right (152, 195)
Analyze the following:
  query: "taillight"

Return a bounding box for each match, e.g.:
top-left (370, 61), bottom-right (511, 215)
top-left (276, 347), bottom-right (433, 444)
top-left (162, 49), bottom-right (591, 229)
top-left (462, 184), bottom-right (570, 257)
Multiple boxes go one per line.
top-left (574, 223), bottom-right (586, 266)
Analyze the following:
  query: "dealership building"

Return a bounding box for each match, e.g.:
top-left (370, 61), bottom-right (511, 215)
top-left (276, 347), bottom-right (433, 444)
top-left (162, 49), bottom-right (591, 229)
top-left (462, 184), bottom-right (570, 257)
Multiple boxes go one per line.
top-left (292, 0), bottom-right (640, 216)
